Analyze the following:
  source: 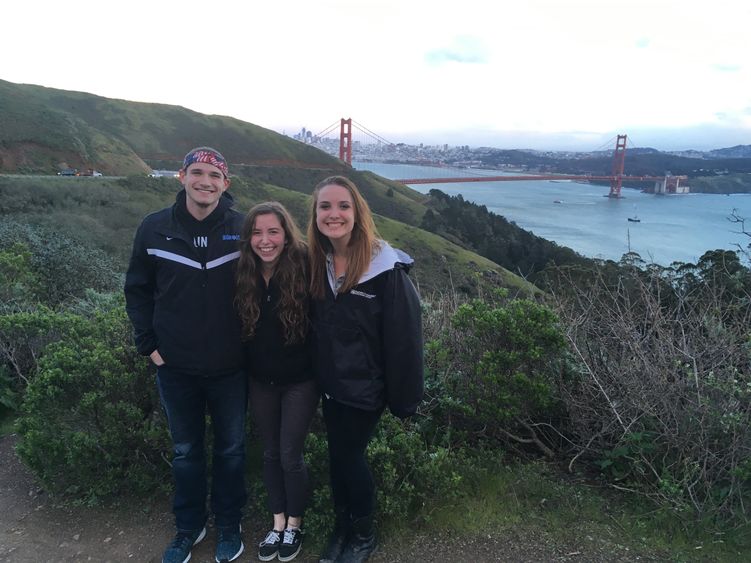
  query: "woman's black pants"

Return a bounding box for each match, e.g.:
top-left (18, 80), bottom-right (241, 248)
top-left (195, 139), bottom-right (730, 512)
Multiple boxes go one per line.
top-left (321, 395), bottom-right (383, 518)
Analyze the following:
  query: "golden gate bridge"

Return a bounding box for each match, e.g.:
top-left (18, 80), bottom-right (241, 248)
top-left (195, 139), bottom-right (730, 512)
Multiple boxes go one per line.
top-left (315, 118), bottom-right (687, 198)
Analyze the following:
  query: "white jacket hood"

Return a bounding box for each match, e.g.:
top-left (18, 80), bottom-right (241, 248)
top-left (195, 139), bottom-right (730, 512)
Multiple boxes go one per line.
top-left (359, 240), bottom-right (414, 284)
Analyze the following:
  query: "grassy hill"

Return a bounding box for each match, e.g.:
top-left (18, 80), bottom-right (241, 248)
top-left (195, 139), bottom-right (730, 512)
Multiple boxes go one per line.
top-left (0, 78), bottom-right (559, 294)
top-left (0, 79), bottom-right (338, 175)
top-left (0, 174), bottom-right (536, 295)
top-left (231, 165), bottom-right (427, 227)
top-left (0, 81), bottom-right (148, 175)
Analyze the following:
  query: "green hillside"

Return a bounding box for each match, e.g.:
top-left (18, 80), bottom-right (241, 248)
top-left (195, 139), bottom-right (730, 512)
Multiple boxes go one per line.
top-left (0, 78), bottom-right (550, 294)
top-left (0, 80), bottom-right (424, 226)
top-left (232, 165), bottom-right (427, 227)
top-left (0, 79), bottom-right (338, 175)
top-left (0, 175), bottom-right (535, 295)
top-left (0, 81), bottom-right (148, 175)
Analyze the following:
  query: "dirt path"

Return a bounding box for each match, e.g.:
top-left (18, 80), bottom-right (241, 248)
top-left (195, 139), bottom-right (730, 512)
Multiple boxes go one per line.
top-left (1, 434), bottom-right (665, 562)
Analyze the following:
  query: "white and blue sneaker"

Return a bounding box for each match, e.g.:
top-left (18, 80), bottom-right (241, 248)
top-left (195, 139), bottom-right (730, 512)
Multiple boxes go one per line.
top-left (162, 526), bottom-right (206, 563)
top-left (214, 524), bottom-right (244, 563)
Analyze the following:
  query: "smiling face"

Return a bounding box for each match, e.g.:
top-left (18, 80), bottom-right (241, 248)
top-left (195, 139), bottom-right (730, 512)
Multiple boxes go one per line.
top-left (179, 162), bottom-right (230, 219)
top-left (250, 212), bottom-right (286, 270)
top-left (315, 184), bottom-right (355, 246)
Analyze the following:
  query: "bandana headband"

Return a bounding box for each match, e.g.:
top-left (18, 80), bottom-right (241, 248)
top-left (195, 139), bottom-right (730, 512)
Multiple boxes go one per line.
top-left (182, 147), bottom-right (229, 178)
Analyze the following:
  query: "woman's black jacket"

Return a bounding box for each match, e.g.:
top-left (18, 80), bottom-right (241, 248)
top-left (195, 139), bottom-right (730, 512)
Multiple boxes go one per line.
top-left (311, 242), bottom-right (423, 418)
top-left (244, 275), bottom-right (314, 386)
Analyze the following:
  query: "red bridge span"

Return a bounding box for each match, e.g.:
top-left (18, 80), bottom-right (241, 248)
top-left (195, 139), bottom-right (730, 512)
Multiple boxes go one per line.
top-left (330, 118), bottom-right (687, 198)
top-left (395, 173), bottom-right (677, 185)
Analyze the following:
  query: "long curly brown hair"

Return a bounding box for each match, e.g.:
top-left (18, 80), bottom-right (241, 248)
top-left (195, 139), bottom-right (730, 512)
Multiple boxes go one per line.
top-left (235, 202), bottom-right (309, 344)
top-left (307, 176), bottom-right (379, 300)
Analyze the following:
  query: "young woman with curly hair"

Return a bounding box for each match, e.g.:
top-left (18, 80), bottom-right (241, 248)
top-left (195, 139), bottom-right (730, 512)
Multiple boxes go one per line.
top-left (308, 176), bottom-right (424, 563)
top-left (236, 202), bottom-right (317, 562)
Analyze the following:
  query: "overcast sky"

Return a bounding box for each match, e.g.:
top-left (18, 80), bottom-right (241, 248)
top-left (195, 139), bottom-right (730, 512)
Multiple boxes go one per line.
top-left (4, 0), bottom-right (749, 150)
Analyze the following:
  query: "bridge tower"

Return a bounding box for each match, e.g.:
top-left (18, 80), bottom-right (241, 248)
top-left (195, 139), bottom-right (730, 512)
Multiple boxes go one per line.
top-left (339, 118), bottom-right (352, 165)
top-left (608, 134), bottom-right (627, 198)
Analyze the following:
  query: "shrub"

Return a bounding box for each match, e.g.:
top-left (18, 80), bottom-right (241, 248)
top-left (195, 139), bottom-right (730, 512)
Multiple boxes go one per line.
top-left (369, 415), bottom-right (464, 522)
top-left (548, 257), bottom-right (751, 523)
top-left (14, 303), bottom-right (170, 502)
top-left (423, 291), bottom-right (567, 456)
top-left (0, 307), bottom-right (92, 398)
top-left (0, 366), bottom-right (19, 417)
top-left (0, 221), bottom-right (121, 308)
top-left (252, 411), bottom-right (466, 544)
top-left (0, 242), bottom-right (41, 311)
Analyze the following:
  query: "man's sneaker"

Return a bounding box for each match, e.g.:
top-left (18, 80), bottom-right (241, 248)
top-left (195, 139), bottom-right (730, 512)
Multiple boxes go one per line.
top-left (162, 527), bottom-right (206, 563)
top-left (278, 527), bottom-right (303, 562)
top-left (214, 524), bottom-right (244, 563)
top-left (257, 529), bottom-right (282, 561)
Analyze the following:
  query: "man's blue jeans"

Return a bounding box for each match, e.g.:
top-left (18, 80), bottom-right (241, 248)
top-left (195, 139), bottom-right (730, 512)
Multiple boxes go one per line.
top-left (157, 366), bottom-right (248, 532)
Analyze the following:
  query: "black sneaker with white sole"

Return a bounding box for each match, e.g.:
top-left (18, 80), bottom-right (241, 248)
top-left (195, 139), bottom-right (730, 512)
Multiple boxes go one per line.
top-left (277, 527), bottom-right (303, 562)
top-left (257, 529), bottom-right (282, 561)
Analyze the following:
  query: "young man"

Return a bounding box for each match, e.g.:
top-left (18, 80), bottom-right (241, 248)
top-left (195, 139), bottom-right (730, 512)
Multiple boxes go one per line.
top-left (125, 147), bottom-right (247, 563)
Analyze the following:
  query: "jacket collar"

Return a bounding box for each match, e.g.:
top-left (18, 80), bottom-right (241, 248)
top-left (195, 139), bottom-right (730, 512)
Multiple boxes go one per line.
top-left (358, 240), bottom-right (414, 284)
top-left (156, 191), bottom-right (236, 239)
top-left (174, 188), bottom-right (235, 215)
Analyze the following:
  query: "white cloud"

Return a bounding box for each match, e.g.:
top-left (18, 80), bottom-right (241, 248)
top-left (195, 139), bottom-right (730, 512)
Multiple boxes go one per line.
top-left (425, 36), bottom-right (490, 65)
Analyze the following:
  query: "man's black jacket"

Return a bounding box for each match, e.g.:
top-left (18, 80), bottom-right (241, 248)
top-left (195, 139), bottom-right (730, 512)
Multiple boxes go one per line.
top-left (124, 191), bottom-right (244, 375)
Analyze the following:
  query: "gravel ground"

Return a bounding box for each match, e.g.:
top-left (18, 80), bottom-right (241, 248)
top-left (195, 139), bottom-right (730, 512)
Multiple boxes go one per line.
top-left (0, 434), bottom-right (669, 562)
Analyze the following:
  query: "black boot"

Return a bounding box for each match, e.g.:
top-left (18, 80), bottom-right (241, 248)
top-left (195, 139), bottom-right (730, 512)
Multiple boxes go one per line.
top-left (338, 515), bottom-right (376, 563)
top-left (318, 507), bottom-right (350, 563)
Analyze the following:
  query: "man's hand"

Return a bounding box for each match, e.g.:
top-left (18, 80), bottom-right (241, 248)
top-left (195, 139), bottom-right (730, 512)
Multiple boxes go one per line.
top-left (150, 350), bottom-right (165, 366)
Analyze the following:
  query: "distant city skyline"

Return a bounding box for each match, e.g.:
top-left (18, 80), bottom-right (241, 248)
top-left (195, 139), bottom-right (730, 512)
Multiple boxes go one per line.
top-left (292, 123), bottom-right (749, 154)
top-left (289, 123), bottom-right (751, 153)
top-left (4, 0), bottom-right (749, 152)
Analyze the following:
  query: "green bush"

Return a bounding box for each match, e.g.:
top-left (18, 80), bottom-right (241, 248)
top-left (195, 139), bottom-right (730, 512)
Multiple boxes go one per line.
top-left (0, 242), bottom-right (41, 311)
top-left (369, 415), bottom-right (464, 522)
top-left (0, 365), bottom-right (19, 417)
top-left (14, 304), bottom-right (170, 503)
top-left (423, 292), bottom-right (567, 456)
top-left (0, 307), bottom-right (93, 402)
top-left (250, 412), bottom-right (466, 544)
top-left (0, 221), bottom-right (121, 308)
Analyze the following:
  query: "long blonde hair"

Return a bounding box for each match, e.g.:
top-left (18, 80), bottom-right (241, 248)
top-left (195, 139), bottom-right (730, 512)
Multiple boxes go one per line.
top-left (307, 176), bottom-right (379, 299)
top-left (235, 202), bottom-right (308, 343)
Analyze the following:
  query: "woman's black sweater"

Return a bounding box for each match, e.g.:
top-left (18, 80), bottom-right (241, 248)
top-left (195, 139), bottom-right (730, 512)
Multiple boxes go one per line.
top-left (244, 276), bottom-right (314, 386)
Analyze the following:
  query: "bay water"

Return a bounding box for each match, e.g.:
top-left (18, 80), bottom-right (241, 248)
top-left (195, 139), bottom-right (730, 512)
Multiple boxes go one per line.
top-left (354, 161), bottom-right (751, 265)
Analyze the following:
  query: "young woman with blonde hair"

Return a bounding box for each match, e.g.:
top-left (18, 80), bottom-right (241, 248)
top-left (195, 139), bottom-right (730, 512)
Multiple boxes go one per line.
top-left (307, 176), bottom-right (424, 563)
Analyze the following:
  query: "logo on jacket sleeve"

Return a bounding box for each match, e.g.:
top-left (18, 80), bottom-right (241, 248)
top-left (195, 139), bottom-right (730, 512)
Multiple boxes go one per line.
top-left (223, 234), bottom-right (241, 241)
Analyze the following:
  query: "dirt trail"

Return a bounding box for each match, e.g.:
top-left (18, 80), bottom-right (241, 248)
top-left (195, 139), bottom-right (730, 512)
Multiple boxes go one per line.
top-left (1, 434), bottom-right (663, 562)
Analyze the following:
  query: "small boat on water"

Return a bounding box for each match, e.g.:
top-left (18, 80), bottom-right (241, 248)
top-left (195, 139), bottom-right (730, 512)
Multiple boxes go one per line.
top-left (553, 199), bottom-right (563, 204)
top-left (627, 204), bottom-right (640, 222)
